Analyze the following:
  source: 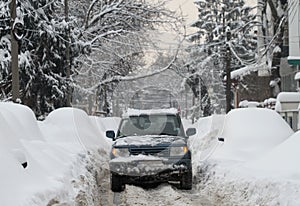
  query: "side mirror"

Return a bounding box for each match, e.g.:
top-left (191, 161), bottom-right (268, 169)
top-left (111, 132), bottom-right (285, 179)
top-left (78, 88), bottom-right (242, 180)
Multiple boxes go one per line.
top-left (218, 137), bottom-right (224, 142)
top-left (186, 128), bottom-right (196, 137)
top-left (106, 130), bottom-right (115, 140)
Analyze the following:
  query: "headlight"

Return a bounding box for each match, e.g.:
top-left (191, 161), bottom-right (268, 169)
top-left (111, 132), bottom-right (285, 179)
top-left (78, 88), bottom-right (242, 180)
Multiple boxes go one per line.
top-left (112, 148), bottom-right (130, 157)
top-left (170, 146), bottom-right (188, 156)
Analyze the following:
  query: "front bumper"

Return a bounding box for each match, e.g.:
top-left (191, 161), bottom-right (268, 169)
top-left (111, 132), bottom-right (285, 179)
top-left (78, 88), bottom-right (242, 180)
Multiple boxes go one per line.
top-left (109, 157), bottom-right (191, 178)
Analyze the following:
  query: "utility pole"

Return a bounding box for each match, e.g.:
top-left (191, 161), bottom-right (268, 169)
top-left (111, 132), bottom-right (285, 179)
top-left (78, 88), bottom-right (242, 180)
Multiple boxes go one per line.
top-left (225, 26), bottom-right (232, 113)
top-left (65, 0), bottom-right (71, 106)
top-left (10, 0), bottom-right (19, 102)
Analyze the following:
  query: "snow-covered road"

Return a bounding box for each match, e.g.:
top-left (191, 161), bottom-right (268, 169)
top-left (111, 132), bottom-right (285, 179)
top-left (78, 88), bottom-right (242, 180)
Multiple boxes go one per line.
top-left (97, 169), bottom-right (213, 206)
top-left (4, 104), bottom-right (300, 205)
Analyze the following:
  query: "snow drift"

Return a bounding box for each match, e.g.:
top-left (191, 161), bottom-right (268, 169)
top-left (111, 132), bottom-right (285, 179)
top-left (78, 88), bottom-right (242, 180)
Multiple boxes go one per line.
top-left (192, 107), bottom-right (300, 205)
top-left (0, 103), bottom-right (111, 205)
top-left (212, 108), bottom-right (294, 161)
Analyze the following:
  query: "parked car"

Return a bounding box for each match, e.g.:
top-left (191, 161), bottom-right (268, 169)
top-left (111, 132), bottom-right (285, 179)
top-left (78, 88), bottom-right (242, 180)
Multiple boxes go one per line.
top-left (106, 108), bottom-right (196, 192)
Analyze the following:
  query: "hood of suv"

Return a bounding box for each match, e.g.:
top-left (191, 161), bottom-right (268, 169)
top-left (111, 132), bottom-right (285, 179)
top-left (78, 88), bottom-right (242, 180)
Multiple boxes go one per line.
top-left (114, 135), bottom-right (186, 147)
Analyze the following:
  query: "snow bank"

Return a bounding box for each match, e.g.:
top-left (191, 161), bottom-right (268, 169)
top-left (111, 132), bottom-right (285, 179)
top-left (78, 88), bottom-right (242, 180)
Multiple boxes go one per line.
top-left (189, 114), bottom-right (225, 173)
top-left (41, 107), bottom-right (109, 151)
top-left (0, 102), bottom-right (44, 141)
top-left (246, 130), bottom-right (300, 180)
top-left (0, 103), bottom-right (111, 205)
top-left (89, 116), bottom-right (121, 147)
top-left (192, 108), bottom-right (300, 205)
top-left (212, 108), bottom-right (293, 161)
top-left (0, 103), bottom-right (62, 205)
top-left (0, 148), bottom-right (33, 206)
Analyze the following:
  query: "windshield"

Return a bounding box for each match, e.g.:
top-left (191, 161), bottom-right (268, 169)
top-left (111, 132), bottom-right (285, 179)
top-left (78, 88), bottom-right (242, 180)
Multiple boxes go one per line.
top-left (117, 114), bottom-right (184, 137)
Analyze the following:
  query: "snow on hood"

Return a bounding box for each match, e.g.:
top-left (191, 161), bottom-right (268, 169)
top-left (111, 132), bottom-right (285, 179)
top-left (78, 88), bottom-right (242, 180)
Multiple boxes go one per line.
top-left (111, 154), bottom-right (166, 163)
top-left (114, 135), bottom-right (186, 147)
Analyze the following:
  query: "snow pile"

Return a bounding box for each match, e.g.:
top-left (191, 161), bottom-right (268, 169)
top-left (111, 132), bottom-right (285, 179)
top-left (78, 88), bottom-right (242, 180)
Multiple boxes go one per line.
top-left (246, 130), bottom-right (300, 180)
top-left (189, 114), bottom-right (225, 168)
top-left (89, 116), bottom-right (120, 146)
top-left (40, 107), bottom-right (109, 151)
top-left (238, 100), bottom-right (261, 108)
top-left (212, 108), bottom-right (293, 161)
top-left (192, 107), bottom-right (300, 205)
top-left (0, 103), bottom-right (111, 205)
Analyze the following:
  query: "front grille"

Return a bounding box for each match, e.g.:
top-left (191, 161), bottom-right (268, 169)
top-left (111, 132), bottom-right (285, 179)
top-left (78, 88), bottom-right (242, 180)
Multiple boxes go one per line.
top-left (129, 147), bottom-right (169, 156)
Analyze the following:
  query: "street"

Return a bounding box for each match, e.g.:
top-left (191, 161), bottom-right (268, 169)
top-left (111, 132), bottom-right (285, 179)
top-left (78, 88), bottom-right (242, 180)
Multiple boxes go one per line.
top-left (97, 169), bottom-right (213, 206)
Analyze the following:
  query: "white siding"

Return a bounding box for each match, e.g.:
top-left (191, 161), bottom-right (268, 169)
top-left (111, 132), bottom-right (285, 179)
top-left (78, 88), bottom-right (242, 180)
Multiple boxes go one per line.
top-left (289, 0), bottom-right (300, 58)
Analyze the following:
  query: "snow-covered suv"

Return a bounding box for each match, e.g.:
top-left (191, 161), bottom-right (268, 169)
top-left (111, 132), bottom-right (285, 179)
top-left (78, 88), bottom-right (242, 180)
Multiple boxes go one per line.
top-left (106, 108), bottom-right (196, 192)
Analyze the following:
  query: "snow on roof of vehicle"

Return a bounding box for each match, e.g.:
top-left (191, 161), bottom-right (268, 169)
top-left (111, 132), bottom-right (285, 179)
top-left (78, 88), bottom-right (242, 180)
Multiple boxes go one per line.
top-left (212, 108), bottom-right (294, 162)
top-left (123, 108), bottom-right (178, 117)
top-left (238, 100), bottom-right (261, 108)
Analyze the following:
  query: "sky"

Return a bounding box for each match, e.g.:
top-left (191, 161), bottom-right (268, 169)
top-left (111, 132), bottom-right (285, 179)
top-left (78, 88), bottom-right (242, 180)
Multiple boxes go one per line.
top-left (154, 0), bottom-right (257, 51)
top-left (166, 0), bottom-right (257, 33)
top-left (166, 0), bottom-right (198, 34)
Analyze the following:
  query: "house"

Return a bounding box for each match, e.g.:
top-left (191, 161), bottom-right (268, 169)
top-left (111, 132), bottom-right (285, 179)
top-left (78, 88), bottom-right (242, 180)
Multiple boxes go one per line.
top-left (272, 0), bottom-right (300, 131)
top-left (275, 92), bottom-right (300, 131)
top-left (279, 0), bottom-right (299, 92)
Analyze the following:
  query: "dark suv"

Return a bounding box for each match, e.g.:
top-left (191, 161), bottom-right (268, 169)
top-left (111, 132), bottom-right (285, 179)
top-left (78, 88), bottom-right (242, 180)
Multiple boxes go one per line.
top-left (106, 108), bottom-right (196, 192)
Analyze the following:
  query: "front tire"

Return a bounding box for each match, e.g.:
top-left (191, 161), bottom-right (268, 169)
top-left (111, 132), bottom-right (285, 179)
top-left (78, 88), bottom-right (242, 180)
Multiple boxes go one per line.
top-left (180, 171), bottom-right (192, 190)
top-left (111, 173), bottom-right (125, 192)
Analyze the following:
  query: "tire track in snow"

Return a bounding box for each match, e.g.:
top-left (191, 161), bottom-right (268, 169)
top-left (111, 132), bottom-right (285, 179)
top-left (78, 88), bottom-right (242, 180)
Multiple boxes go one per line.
top-left (97, 166), bottom-right (212, 205)
top-left (112, 183), bottom-right (212, 205)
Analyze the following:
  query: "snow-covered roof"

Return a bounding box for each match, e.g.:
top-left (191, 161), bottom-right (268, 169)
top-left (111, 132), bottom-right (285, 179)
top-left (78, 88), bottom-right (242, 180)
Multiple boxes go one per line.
top-left (294, 72), bottom-right (300, 80)
top-left (288, 56), bottom-right (300, 61)
top-left (276, 92), bottom-right (300, 103)
top-left (275, 92), bottom-right (300, 112)
top-left (123, 108), bottom-right (178, 117)
top-left (229, 63), bottom-right (267, 80)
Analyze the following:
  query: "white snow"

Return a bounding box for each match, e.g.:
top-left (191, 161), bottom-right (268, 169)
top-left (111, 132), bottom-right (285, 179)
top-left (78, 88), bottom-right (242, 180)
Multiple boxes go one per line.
top-left (275, 92), bottom-right (300, 112)
top-left (115, 135), bottom-right (185, 147)
top-left (212, 108), bottom-right (293, 161)
top-left (0, 103), bottom-right (110, 205)
top-left (295, 72), bottom-right (300, 80)
top-left (2, 102), bottom-right (300, 205)
top-left (124, 108), bottom-right (179, 117)
top-left (191, 107), bottom-right (300, 205)
top-left (276, 92), bottom-right (300, 102)
top-left (246, 130), bottom-right (300, 180)
top-left (238, 100), bottom-right (260, 108)
top-left (230, 63), bottom-right (267, 80)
